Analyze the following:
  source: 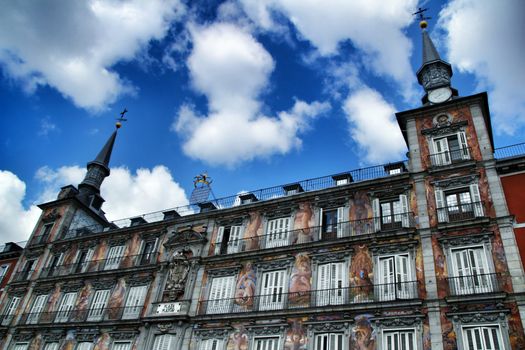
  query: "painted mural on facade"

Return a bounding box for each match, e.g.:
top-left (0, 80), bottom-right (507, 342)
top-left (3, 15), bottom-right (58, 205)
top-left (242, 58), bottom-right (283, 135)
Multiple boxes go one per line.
top-left (42, 283), bottom-right (62, 322)
top-left (350, 314), bottom-right (375, 350)
top-left (91, 240), bottom-right (108, 272)
top-left (284, 318), bottom-right (307, 350)
top-left (244, 211), bottom-right (263, 251)
top-left (60, 330), bottom-right (76, 350)
top-left (422, 314), bottom-right (431, 350)
top-left (93, 333), bottom-right (111, 350)
top-left (121, 233), bottom-right (140, 268)
top-left (289, 253), bottom-right (311, 306)
top-left (349, 191), bottom-right (373, 235)
top-left (107, 278), bottom-right (126, 319)
top-left (63, 243), bottom-right (79, 267)
top-left (234, 262), bottom-right (256, 311)
top-left (507, 302), bottom-right (525, 349)
top-left (349, 245), bottom-right (373, 302)
top-left (72, 282), bottom-right (92, 321)
top-left (431, 236), bottom-right (448, 298)
top-left (226, 324), bottom-right (249, 350)
top-left (28, 333), bottom-right (42, 350)
top-left (415, 243), bottom-right (427, 299)
top-left (440, 309), bottom-right (456, 350)
top-left (293, 202), bottom-right (315, 244)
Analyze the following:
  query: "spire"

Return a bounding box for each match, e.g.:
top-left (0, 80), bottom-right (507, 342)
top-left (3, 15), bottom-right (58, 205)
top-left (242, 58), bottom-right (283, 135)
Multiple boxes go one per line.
top-left (422, 29), bottom-right (441, 64)
top-left (89, 130), bottom-right (117, 172)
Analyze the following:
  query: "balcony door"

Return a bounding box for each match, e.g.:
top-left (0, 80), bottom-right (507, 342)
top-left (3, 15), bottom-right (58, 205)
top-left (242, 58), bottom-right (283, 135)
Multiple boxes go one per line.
top-left (207, 276), bottom-right (235, 314)
top-left (451, 247), bottom-right (492, 295)
top-left (265, 218), bottom-right (290, 248)
top-left (260, 270), bottom-right (286, 311)
top-left (317, 262), bottom-right (345, 306)
top-left (377, 254), bottom-right (411, 301)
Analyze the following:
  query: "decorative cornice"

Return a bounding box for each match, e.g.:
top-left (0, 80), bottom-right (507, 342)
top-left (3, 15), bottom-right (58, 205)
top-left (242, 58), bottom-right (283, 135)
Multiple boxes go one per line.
top-left (42, 208), bottom-right (62, 223)
top-left (449, 310), bottom-right (509, 323)
top-left (92, 278), bottom-right (116, 290)
top-left (195, 328), bottom-right (230, 338)
top-left (77, 333), bottom-right (98, 342)
top-left (206, 265), bottom-right (241, 277)
top-left (306, 322), bottom-right (348, 332)
top-left (369, 185), bottom-right (411, 199)
top-left (127, 274), bottom-right (153, 287)
top-left (262, 206), bottom-right (295, 219)
top-left (157, 323), bottom-right (177, 334)
top-left (438, 231), bottom-right (493, 247)
top-left (110, 331), bottom-right (139, 340)
top-left (25, 249), bottom-right (44, 259)
top-left (311, 250), bottom-right (352, 263)
top-left (78, 239), bottom-right (99, 249)
top-left (421, 120), bottom-right (468, 137)
top-left (374, 315), bottom-right (423, 328)
top-left (33, 283), bottom-right (57, 295)
top-left (9, 288), bottom-right (28, 297)
top-left (164, 229), bottom-right (207, 248)
top-left (256, 257), bottom-right (294, 270)
top-left (62, 281), bottom-right (84, 292)
top-left (108, 236), bottom-right (129, 246)
top-left (248, 325), bottom-right (286, 336)
top-left (12, 332), bottom-right (33, 341)
top-left (314, 196), bottom-right (348, 209)
top-left (43, 332), bottom-right (64, 341)
top-left (216, 216), bottom-right (247, 227)
top-left (142, 230), bottom-right (165, 241)
top-left (370, 240), bottom-right (417, 255)
top-left (433, 175), bottom-right (477, 189)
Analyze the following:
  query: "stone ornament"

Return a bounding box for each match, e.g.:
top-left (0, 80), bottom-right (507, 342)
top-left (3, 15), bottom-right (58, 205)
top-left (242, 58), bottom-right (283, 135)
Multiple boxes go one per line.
top-left (165, 251), bottom-right (190, 301)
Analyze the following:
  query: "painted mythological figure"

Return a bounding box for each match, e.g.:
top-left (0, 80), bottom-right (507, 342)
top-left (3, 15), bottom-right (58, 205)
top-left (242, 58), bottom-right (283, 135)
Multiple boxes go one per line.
top-left (289, 253), bottom-right (312, 305)
top-left (234, 262), bottom-right (257, 310)
top-left (349, 245), bottom-right (374, 302)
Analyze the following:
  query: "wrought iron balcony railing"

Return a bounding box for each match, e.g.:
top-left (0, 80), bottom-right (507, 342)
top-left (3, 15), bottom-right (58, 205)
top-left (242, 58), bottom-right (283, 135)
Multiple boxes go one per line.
top-left (436, 201), bottom-right (485, 223)
top-left (429, 147), bottom-right (471, 167)
top-left (40, 253), bottom-right (158, 279)
top-left (211, 213), bottom-right (415, 255)
top-left (12, 269), bottom-right (35, 282)
top-left (494, 142), bottom-right (525, 159)
top-left (0, 314), bottom-right (15, 327)
top-left (446, 273), bottom-right (503, 296)
top-left (19, 306), bottom-right (144, 325)
top-left (198, 281), bottom-right (419, 315)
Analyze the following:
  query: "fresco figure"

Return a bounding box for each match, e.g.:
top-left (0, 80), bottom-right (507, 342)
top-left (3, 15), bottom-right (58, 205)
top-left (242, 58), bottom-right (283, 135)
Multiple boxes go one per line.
top-left (90, 241), bottom-right (108, 272)
top-left (122, 234), bottom-right (140, 268)
top-left (244, 212), bottom-right (262, 251)
top-left (107, 278), bottom-right (126, 319)
top-left (234, 262), bottom-right (256, 310)
top-left (72, 282), bottom-right (92, 321)
top-left (42, 284), bottom-right (62, 322)
top-left (94, 333), bottom-right (111, 350)
top-left (226, 325), bottom-right (249, 350)
top-left (349, 191), bottom-right (373, 235)
top-left (28, 333), bottom-right (42, 350)
top-left (350, 315), bottom-right (375, 350)
top-left (349, 245), bottom-right (373, 302)
top-left (284, 320), bottom-right (307, 350)
top-left (61, 330), bottom-right (76, 350)
top-left (294, 202), bottom-right (314, 243)
top-left (440, 311), bottom-right (456, 350)
top-left (289, 254), bottom-right (312, 306)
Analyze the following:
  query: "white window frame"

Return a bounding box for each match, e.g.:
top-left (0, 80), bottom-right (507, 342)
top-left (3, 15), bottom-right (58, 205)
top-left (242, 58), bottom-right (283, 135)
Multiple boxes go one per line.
top-left (207, 275), bottom-right (235, 314)
top-left (152, 334), bottom-right (176, 350)
top-left (104, 245), bottom-right (126, 270)
top-left (259, 270), bottom-right (286, 311)
top-left (2, 296), bottom-right (21, 325)
top-left (112, 341), bottom-right (132, 350)
top-left (431, 131), bottom-right (470, 166)
top-left (376, 253), bottom-right (413, 301)
top-left (200, 339), bottom-right (224, 350)
top-left (40, 222), bottom-right (54, 237)
top-left (55, 292), bottom-right (77, 323)
top-left (122, 285), bottom-right (148, 319)
top-left (316, 262), bottom-right (346, 306)
top-left (87, 289), bottom-right (111, 321)
top-left (435, 184), bottom-right (483, 223)
top-left (319, 207), bottom-right (347, 238)
top-left (47, 252), bottom-right (65, 276)
top-left (0, 263), bottom-right (9, 281)
top-left (265, 217), bottom-right (291, 248)
top-left (75, 343), bottom-right (93, 350)
top-left (382, 328), bottom-right (417, 350)
top-left (372, 195), bottom-right (409, 232)
top-left (314, 333), bottom-right (343, 350)
top-left (450, 245), bottom-right (493, 295)
top-left (461, 324), bottom-right (504, 350)
top-left (27, 294), bottom-right (48, 324)
top-left (253, 336), bottom-right (281, 350)
top-left (44, 343), bottom-right (60, 350)
top-left (76, 248), bottom-right (95, 273)
top-left (11, 343), bottom-right (29, 350)
top-left (215, 226), bottom-right (244, 255)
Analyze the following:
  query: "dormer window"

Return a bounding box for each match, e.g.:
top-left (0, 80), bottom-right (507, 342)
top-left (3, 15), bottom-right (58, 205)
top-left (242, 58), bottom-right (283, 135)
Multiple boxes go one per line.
top-left (239, 193), bottom-right (258, 205)
top-left (332, 173), bottom-right (353, 186)
top-left (283, 183), bottom-right (303, 196)
top-left (384, 162), bottom-right (406, 176)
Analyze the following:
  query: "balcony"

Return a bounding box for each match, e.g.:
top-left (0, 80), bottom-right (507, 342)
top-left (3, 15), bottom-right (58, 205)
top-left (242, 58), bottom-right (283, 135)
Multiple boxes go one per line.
top-left (12, 269), bottom-right (35, 282)
top-left (28, 234), bottom-right (49, 246)
top-left (429, 147), bottom-right (471, 167)
top-left (436, 201), bottom-right (484, 224)
top-left (446, 273), bottom-right (503, 297)
top-left (40, 253), bottom-right (158, 279)
top-left (0, 314), bottom-right (15, 327)
top-left (211, 213), bottom-right (415, 256)
top-left (19, 306), bottom-right (143, 326)
top-left (198, 281), bottom-right (420, 315)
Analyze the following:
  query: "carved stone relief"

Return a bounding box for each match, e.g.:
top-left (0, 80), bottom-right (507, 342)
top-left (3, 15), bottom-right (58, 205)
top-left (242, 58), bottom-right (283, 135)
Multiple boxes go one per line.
top-left (164, 251), bottom-right (190, 301)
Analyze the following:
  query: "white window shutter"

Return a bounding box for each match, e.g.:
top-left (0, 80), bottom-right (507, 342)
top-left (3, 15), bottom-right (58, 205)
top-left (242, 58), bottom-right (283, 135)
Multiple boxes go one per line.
top-left (260, 270), bottom-right (286, 310)
top-left (87, 289), bottom-right (110, 321)
top-left (227, 226), bottom-right (243, 253)
top-left (44, 343), bottom-right (59, 350)
top-left (76, 343), bottom-right (93, 350)
top-left (316, 264), bottom-right (330, 306)
top-left (153, 335), bottom-right (175, 350)
top-left (112, 342), bottom-right (132, 350)
top-left (200, 339), bottom-right (224, 350)
top-left (123, 285), bottom-right (147, 319)
top-left (399, 194), bottom-right (409, 227)
top-left (81, 249), bottom-right (95, 273)
top-left (434, 138), bottom-right (451, 165)
top-left (5, 296), bottom-right (20, 316)
top-left (27, 294), bottom-right (48, 324)
top-left (55, 292), bottom-right (76, 322)
top-left (372, 199), bottom-right (381, 232)
top-left (208, 276), bottom-right (234, 314)
top-left (469, 184), bottom-right (484, 217)
top-left (336, 207), bottom-right (346, 237)
top-left (215, 226), bottom-right (224, 255)
top-left (434, 189), bottom-right (448, 222)
top-left (458, 131), bottom-right (470, 159)
top-left (105, 245), bottom-right (125, 270)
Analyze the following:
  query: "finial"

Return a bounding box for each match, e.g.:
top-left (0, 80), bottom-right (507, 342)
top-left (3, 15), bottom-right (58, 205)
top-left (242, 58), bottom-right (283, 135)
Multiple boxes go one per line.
top-left (116, 108), bottom-right (128, 129)
top-left (413, 7), bottom-right (431, 30)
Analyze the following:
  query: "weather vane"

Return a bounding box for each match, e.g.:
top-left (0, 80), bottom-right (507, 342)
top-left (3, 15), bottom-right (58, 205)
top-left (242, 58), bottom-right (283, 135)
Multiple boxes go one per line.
top-left (413, 7), bottom-right (431, 29)
top-left (116, 108), bottom-right (128, 129)
top-left (193, 172), bottom-right (212, 188)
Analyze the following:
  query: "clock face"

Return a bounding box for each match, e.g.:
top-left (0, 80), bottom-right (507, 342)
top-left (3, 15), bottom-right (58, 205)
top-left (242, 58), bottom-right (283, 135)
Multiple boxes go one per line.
top-left (428, 87), bottom-right (452, 104)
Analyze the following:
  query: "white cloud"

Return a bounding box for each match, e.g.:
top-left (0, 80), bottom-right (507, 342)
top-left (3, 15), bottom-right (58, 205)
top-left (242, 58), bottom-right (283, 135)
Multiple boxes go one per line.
top-left (239, 0), bottom-right (418, 99)
top-left (174, 22), bottom-right (330, 166)
top-left (343, 86), bottom-right (406, 164)
top-left (0, 171), bottom-right (41, 243)
top-left (438, 0), bottom-right (525, 135)
top-left (38, 117), bottom-right (59, 136)
top-left (0, 0), bottom-right (184, 110)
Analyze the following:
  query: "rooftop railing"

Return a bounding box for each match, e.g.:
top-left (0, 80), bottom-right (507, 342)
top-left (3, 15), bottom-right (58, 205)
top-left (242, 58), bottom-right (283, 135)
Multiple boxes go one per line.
top-left (446, 273), bottom-right (503, 296)
top-left (19, 306), bottom-right (143, 325)
top-left (494, 142), bottom-right (525, 159)
top-left (40, 253), bottom-right (158, 279)
top-left (211, 213), bottom-right (415, 256)
top-left (198, 281), bottom-right (420, 315)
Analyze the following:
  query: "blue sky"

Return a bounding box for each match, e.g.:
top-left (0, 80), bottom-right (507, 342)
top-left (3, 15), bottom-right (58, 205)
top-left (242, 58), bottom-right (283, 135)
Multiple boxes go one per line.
top-left (0, 0), bottom-right (524, 242)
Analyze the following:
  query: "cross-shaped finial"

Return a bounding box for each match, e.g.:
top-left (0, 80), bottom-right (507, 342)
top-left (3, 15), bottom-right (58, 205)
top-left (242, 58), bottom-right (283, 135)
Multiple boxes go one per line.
top-left (116, 108), bottom-right (128, 129)
top-left (413, 7), bottom-right (431, 29)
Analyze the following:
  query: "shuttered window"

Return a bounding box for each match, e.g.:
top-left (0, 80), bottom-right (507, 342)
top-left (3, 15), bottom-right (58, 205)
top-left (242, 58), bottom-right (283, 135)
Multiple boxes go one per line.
top-left (207, 276), bottom-right (235, 314)
top-left (462, 325), bottom-right (503, 350)
top-left (55, 292), bottom-right (77, 323)
top-left (104, 245), bottom-right (125, 270)
top-left (254, 337), bottom-right (280, 350)
top-left (266, 218), bottom-right (290, 248)
top-left (12, 344), bottom-right (29, 350)
top-left (317, 262), bottom-right (345, 306)
top-left (112, 342), bottom-right (132, 350)
top-left (76, 248), bottom-right (94, 273)
top-left (314, 333), bottom-right (343, 350)
top-left (87, 289), bottom-right (110, 321)
top-left (76, 343), bottom-right (93, 350)
top-left (451, 247), bottom-right (492, 295)
top-left (383, 329), bottom-right (415, 350)
top-left (260, 270), bottom-right (286, 311)
top-left (377, 254), bottom-right (412, 301)
top-left (122, 285), bottom-right (148, 319)
top-left (431, 131), bottom-right (470, 166)
top-left (27, 294), bottom-right (48, 324)
top-left (2, 296), bottom-right (20, 325)
top-left (200, 339), bottom-right (224, 350)
top-left (44, 343), bottom-right (59, 350)
top-left (152, 334), bottom-right (176, 350)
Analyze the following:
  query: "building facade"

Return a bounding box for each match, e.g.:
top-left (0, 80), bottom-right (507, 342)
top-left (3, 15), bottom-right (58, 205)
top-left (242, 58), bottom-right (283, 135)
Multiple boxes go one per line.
top-left (0, 243), bottom-right (23, 299)
top-left (1, 22), bottom-right (524, 350)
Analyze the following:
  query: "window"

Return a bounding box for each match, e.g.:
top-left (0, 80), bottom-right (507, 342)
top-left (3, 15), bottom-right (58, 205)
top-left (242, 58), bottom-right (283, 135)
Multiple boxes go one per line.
top-left (122, 285), bottom-right (148, 319)
top-left (76, 343), bottom-right (93, 350)
top-left (139, 240), bottom-right (156, 265)
top-left (254, 337), bottom-right (280, 350)
top-left (336, 178), bottom-right (349, 186)
top-left (383, 329), bottom-right (416, 350)
top-left (112, 342), bottom-right (132, 350)
top-left (27, 294), bottom-right (48, 324)
top-left (55, 292), bottom-right (77, 322)
top-left (450, 246), bottom-right (492, 295)
top-left (435, 184), bottom-right (483, 223)
top-left (462, 325), bottom-right (503, 350)
top-left (431, 132), bottom-right (470, 166)
top-left (47, 253), bottom-right (64, 276)
top-left (215, 226), bottom-right (243, 254)
top-left (265, 218), bottom-right (291, 248)
top-left (44, 343), bottom-right (59, 350)
top-left (260, 270), bottom-right (286, 311)
top-left (12, 343), bottom-right (28, 350)
top-left (21, 259), bottom-right (36, 280)
top-left (40, 222), bottom-right (54, 242)
top-left (317, 262), bottom-right (346, 306)
top-left (207, 276), bottom-right (235, 314)
top-left (372, 195), bottom-right (409, 231)
top-left (75, 248), bottom-right (94, 273)
top-left (87, 289), bottom-right (110, 321)
top-left (104, 245), bottom-right (125, 270)
top-left (200, 339), bottom-right (224, 350)
top-left (377, 254), bottom-right (412, 301)
top-left (152, 334), bottom-right (176, 350)
top-left (320, 207), bottom-right (346, 239)
top-left (0, 264), bottom-right (9, 282)
top-left (2, 296), bottom-right (20, 325)
top-left (315, 333), bottom-right (343, 350)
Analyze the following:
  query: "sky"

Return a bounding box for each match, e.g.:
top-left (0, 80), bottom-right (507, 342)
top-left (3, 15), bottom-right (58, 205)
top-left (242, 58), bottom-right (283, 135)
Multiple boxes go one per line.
top-left (0, 0), bottom-right (524, 243)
